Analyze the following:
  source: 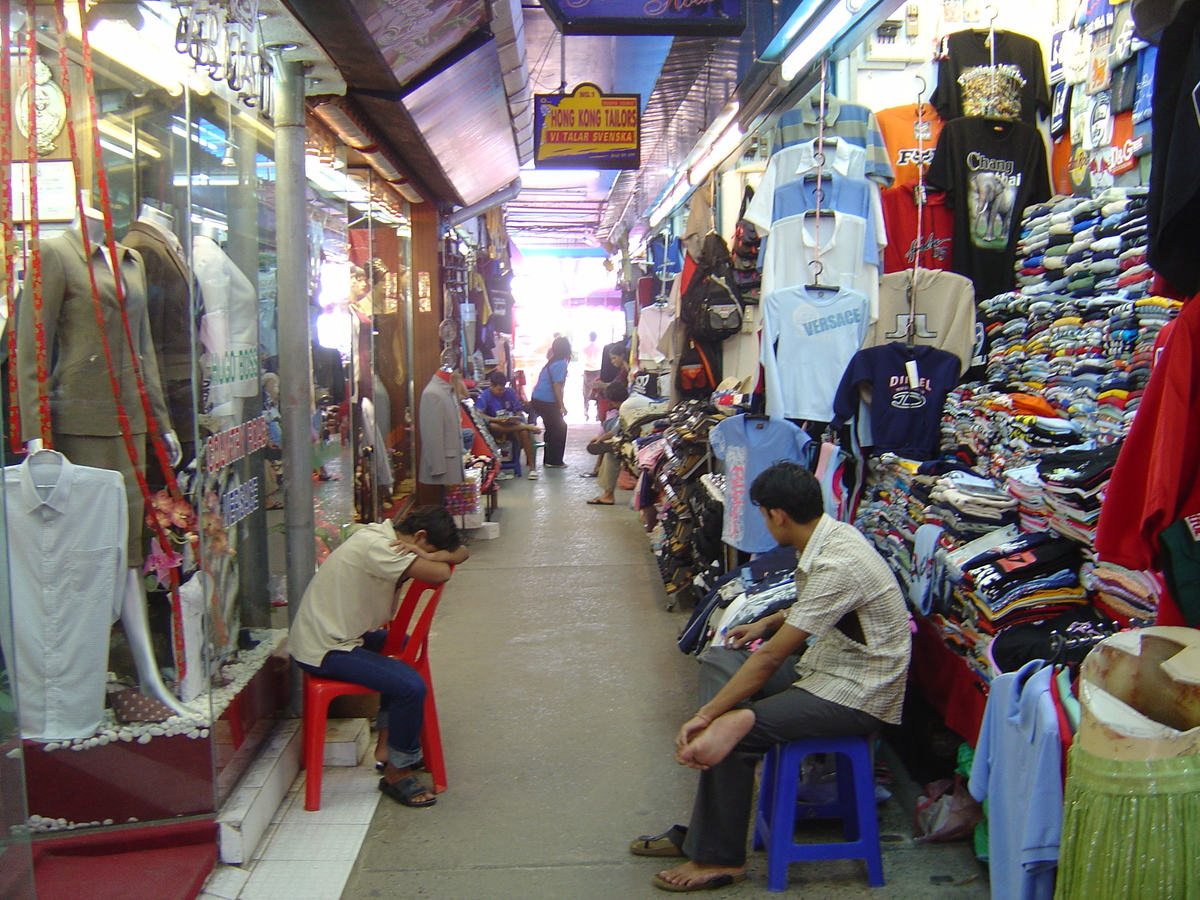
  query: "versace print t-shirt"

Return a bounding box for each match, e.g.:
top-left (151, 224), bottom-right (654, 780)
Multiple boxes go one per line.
top-left (932, 29), bottom-right (1050, 126)
top-left (926, 117), bottom-right (1052, 299)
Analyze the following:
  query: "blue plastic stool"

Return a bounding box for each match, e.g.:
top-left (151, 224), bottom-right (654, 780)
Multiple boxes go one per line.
top-left (498, 437), bottom-right (522, 477)
top-left (752, 733), bottom-right (884, 891)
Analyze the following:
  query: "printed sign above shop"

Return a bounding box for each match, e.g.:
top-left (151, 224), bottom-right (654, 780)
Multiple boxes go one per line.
top-left (540, 0), bottom-right (744, 36)
top-left (534, 84), bottom-right (640, 169)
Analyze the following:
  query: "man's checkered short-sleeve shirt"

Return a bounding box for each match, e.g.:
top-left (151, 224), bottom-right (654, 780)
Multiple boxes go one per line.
top-left (785, 514), bottom-right (911, 724)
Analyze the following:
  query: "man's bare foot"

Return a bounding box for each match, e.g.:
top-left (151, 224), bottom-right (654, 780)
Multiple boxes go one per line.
top-left (676, 709), bottom-right (754, 770)
top-left (382, 763), bottom-right (435, 805)
top-left (654, 861), bottom-right (746, 891)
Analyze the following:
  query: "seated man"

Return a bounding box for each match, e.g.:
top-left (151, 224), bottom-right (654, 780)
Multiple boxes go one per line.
top-left (585, 381), bottom-right (630, 504)
top-left (289, 505), bottom-right (470, 808)
top-left (634, 462), bottom-right (911, 891)
top-left (475, 370), bottom-right (542, 480)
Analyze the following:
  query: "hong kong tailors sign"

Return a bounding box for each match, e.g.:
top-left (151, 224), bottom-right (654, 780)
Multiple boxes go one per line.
top-left (535, 84), bottom-right (640, 169)
top-left (541, 0), bottom-right (744, 36)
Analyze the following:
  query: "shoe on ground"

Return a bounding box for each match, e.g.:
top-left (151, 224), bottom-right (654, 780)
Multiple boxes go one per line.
top-left (545, 463), bottom-right (567, 468)
top-left (527, 471), bottom-right (539, 480)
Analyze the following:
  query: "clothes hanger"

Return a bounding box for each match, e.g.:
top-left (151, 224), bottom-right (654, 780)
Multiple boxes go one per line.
top-left (907, 73), bottom-right (927, 350)
top-left (805, 260), bottom-right (839, 293)
top-left (27, 446), bottom-right (67, 492)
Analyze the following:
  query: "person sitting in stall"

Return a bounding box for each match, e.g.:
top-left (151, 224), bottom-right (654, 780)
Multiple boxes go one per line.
top-left (475, 370), bottom-right (542, 479)
top-left (584, 382), bottom-right (631, 504)
top-left (631, 463), bottom-right (910, 891)
top-left (289, 505), bottom-right (470, 809)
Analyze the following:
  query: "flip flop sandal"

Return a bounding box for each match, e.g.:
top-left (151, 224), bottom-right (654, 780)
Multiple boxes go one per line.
top-left (378, 775), bottom-right (436, 807)
top-left (630, 826), bottom-right (687, 857)
top-left (587, 498), bottom-right (614, 505)
top-left (651, 872), bottom-right (746, 892)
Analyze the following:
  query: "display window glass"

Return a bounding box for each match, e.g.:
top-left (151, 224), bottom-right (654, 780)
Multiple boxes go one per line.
top-left (304, 128), bottom-right (413, 536)
top-left (2, 1), bottom-right (288, 835)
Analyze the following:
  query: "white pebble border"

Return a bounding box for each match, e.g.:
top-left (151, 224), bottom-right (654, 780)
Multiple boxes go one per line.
top-left (23, 628), bottom-right (287, 835)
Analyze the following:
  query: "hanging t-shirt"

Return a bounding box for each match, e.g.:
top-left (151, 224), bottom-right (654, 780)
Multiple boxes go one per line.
top-left (865, 269), bottom-right (977, 370)
top-left (932, 30), bottom-right (1051, 126)
top-left (744, 138), bottom-right (867, 230)
top-left (880, 183), bottom-right (955, 274)
top-left (710, 415), bottom-right (811, 553)
top-left (760, 285), bottom-right (870, 422)
top-left (765, 173), bottom-right (887, 262)
top-left (875, 103), bottom-right (945, 187)
top-left (926, 117), bottom-right (1052, 299)
top-left (831, 342), bottom-right (961, 460)
top-left (759, 211), bottom-right (879, 321)
top-left (775, 90), bottom-right (895, 185)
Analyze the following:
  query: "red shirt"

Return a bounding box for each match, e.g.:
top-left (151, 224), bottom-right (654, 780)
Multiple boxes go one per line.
top-left (876, 103), bottom-right (944, 188)
top-left (880, 184), bottom-right (954, 274)
top-left (1095, 297), bottom-right (1200, 626)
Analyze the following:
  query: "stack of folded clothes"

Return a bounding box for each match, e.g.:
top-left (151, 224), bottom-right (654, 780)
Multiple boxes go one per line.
top-left (958, 533), bottom-right (1088, 633)
top-left (1082, 560), bottom-right (1162, 622)
top-left (1012, 191), bottom-right (1151, 299)
top-left (926, 477), bottom-right (1019, 541)
top-left (1035, 443), bottom-right (1122, 548)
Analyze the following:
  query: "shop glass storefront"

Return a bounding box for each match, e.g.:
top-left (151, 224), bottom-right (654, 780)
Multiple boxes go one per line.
top-left (1, 0), bottom-right (289, 840)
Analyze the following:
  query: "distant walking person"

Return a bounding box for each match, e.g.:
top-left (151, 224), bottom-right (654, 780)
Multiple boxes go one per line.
top-left (528, 336), bottom-right (571, 468)
top-left (581, 332), bottom-right (602, 420)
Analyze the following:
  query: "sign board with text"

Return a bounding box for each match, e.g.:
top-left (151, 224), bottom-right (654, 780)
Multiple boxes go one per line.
top-left (534, 84), bottom-right (640, 169)
top-left (540, 0), bottom-right (744, 36)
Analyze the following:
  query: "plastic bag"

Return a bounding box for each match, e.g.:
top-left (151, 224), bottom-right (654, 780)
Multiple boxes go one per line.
top-left (912, 775), bottom-right (983, 843)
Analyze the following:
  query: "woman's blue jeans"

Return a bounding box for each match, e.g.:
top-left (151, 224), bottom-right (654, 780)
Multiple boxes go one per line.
top-left (298, 630), bottom-right (426, 769)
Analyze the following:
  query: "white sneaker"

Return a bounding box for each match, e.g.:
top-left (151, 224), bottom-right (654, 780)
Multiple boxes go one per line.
top-left (527, 470), bottom-right (539, 480)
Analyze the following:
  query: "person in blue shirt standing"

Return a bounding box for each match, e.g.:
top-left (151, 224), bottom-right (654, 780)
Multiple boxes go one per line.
top-left (528, 336), bottom-right (571, 468)
top-left (475, 371), bottom-right (542, 480)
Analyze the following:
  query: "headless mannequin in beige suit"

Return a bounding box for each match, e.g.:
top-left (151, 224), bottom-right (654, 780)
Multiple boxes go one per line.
top-left (20, 206), bottom-right (187, 717)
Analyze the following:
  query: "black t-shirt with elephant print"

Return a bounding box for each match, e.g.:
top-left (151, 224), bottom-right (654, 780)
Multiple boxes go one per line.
top-left (927, 117), bottom-right (1051, 299)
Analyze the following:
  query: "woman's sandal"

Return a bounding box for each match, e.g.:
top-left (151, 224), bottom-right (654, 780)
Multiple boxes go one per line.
top-left (586, 497), bottom-right (614, 505)
top-left (378, 775), bottom-right (436, 807)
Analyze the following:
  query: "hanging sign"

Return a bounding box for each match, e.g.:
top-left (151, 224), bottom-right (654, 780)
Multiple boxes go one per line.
top-left (540, 0), bottom-right (744, 36)
top-left (534, 84), bottom-right (640, 169)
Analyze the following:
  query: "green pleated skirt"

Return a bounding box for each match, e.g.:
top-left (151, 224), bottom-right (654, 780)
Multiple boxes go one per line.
top-left (1055, 744), bottom-right (1200, 900)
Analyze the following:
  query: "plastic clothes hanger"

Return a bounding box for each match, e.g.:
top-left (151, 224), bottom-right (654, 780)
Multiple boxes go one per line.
top-left (805, 260), bottom-right (839, 294)
top-left (27, 447), bottom-right (66, 492)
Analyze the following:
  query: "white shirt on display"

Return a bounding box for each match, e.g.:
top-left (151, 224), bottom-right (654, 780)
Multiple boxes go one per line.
top-left (2, 453), bottom-right (128, 741)
top-left (759, 211), bottom-right (880, 321)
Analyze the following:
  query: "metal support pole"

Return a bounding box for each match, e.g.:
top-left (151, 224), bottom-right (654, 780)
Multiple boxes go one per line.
top-left (274, 59), bottom-right (315, 624)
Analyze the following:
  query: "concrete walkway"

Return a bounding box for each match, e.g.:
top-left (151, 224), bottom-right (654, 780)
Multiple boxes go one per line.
top-left (340, 425), bottom-right (990, 899)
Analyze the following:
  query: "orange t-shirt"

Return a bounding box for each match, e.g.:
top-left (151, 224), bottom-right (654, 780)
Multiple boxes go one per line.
top-left (875, 103), bottom-right (944, 188)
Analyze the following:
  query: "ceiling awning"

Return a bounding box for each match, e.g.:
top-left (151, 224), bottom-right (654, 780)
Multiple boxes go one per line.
top-left (282, 0), bottom-right (521, 207)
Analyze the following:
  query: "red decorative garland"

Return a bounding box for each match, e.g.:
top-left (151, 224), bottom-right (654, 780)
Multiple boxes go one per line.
top-left (0, 0), bottom-right (20, 455)
top-left (25, 0), bottom-right (52, 446)
top-left (52, 0), bottom-right (188, 684)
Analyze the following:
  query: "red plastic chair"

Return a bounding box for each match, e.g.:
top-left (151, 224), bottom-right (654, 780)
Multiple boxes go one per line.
top-left (302, 577), bottom-right (449, 811)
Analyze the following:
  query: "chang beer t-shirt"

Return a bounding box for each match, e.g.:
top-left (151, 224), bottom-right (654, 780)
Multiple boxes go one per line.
top-left (760, 285), bottom-right (871, 422)
top-left (927, 117), bottom-right (1052, 300)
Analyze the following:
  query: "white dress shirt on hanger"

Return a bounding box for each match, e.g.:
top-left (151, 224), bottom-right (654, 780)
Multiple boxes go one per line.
top-left (2, 453), bottom-right (127, 741)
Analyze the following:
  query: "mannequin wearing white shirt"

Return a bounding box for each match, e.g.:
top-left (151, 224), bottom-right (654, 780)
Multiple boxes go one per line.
top-left (193, 222), bottom-right (259, 429)
top-left (23, 205), bottom-right (186, 718)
